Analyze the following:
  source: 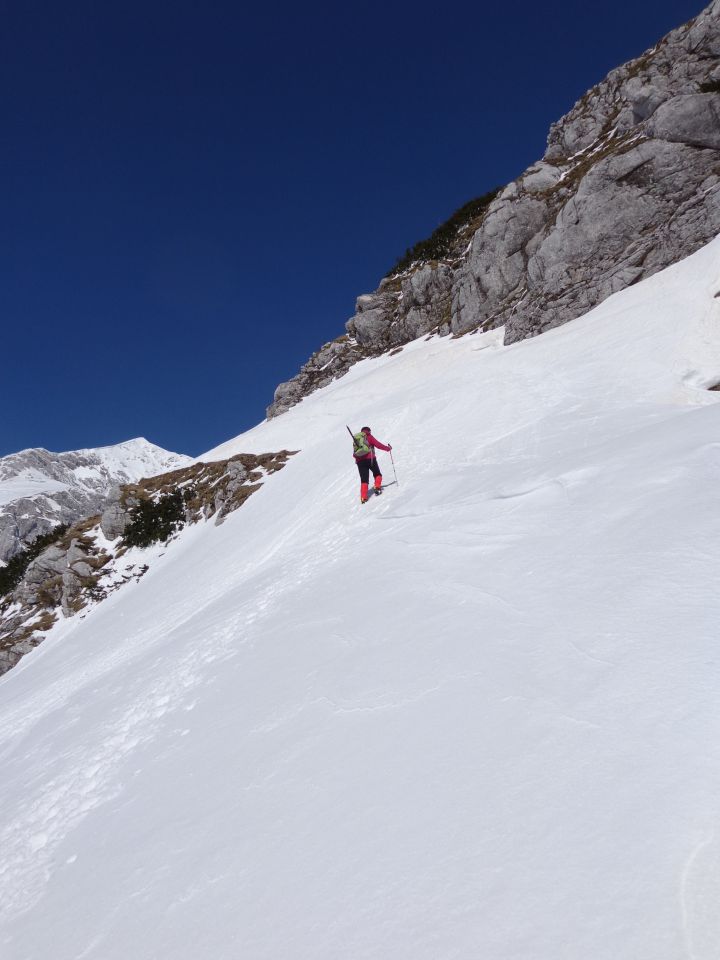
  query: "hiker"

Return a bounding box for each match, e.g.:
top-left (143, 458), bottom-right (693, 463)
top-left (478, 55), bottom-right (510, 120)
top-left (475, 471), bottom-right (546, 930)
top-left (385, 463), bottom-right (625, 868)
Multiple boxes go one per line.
top-left (352, 426), bottom-right (392, 503)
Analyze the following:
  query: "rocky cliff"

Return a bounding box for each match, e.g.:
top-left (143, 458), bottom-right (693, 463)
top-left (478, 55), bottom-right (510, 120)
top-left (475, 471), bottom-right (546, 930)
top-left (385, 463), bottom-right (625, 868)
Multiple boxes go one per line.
top-left (268, 0), bottom-right (720, 417)
top-left (0, 438), bottom-right (191, 563)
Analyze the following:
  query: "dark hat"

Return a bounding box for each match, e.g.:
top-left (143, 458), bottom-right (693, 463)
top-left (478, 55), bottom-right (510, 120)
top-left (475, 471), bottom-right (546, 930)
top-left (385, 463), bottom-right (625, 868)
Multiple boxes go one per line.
top-left (361, 426), bottom-right (371, 433)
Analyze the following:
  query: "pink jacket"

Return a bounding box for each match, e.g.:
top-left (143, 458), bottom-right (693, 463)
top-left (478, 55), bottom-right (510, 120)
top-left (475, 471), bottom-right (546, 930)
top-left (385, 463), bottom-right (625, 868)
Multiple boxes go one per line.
top-left (355, 432), bottom-right (391, 462)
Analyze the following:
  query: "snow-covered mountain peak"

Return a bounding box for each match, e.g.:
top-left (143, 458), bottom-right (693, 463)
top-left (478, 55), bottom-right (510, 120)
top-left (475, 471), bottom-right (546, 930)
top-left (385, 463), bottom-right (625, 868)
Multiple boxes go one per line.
top-left (67, 437), bottom-right (191, 480)
top-left (0, 438), bottom-right (191, 562)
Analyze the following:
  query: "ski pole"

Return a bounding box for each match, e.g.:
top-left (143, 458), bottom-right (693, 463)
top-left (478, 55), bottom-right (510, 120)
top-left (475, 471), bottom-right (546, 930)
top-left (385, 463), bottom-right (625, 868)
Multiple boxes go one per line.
top-left (390, 448), bottom-right (398, 486)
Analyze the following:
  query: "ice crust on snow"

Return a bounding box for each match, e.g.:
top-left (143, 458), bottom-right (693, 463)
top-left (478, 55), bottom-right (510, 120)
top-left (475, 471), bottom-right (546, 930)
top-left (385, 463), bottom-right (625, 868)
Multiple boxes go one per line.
top-left (1, 239), bottom-right (720, 958)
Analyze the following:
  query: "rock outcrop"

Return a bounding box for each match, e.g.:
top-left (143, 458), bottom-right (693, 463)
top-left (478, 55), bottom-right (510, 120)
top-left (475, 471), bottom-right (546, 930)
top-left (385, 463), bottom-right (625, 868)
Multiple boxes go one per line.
top-left (268, 0), bottom-right (720, 417)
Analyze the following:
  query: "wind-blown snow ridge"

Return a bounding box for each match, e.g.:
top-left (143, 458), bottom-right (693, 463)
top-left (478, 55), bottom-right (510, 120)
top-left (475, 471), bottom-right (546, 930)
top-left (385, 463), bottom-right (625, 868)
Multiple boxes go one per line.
top-left (1, 239), bottom-right (720, 959)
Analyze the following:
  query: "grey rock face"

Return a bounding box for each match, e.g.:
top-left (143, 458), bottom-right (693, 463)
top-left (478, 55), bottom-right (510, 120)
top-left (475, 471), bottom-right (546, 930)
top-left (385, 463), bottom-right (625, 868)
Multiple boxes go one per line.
top-left (267, 0), bottom-right (720, 416)
top-left (213, 459), bottom-right (249, 524)
top-left (649, 93), bottom-right (720, 149)
top-left (352, 307), bottom-right (393, 347)
top-left (100, 490), bottom-right (131, 541)
top-left (505, 138), bottom-right (720, 342)
top-left (397, 264), bottom-right (455, 340)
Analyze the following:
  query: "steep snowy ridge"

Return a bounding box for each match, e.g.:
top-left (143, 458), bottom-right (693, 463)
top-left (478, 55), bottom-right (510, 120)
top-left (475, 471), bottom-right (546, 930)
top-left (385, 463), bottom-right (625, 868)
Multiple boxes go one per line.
top-left (1, 239), bottom-right (720, 958)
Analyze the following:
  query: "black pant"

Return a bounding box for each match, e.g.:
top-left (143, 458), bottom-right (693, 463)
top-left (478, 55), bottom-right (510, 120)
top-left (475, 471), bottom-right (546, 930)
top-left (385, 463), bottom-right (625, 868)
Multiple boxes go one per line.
top-left (356, 457), bottom-right (381, 484)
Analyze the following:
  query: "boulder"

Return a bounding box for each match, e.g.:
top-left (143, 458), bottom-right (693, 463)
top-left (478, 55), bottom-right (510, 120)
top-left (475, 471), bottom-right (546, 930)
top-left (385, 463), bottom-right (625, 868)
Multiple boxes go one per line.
top-left (100, 488), bottom-right (131, 540)
top-left (648, 93), bottom-right (720, 150)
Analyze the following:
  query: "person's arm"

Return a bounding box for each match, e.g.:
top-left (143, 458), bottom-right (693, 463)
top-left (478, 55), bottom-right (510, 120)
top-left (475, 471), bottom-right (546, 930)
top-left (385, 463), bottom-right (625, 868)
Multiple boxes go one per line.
top-left (368, 434), bottom-right (392, 452)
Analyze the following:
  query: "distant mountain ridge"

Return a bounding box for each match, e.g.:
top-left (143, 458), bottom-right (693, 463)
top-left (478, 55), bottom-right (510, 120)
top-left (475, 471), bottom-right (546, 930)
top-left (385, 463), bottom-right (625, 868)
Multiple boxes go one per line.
top-left (268, 0), bottom-right (720, 417)
top-left (0, 438), bottom-right (191, 563)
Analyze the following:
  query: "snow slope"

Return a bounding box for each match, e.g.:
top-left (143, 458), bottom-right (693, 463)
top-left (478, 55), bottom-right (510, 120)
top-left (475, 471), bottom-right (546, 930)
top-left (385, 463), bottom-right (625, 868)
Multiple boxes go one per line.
top-left (2, 239), bottom-right (720, 959)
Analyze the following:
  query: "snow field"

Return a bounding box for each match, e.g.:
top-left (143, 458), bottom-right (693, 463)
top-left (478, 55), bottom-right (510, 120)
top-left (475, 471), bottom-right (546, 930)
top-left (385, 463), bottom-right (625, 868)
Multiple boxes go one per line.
top-left (1, 238), bottom-right (720, 958)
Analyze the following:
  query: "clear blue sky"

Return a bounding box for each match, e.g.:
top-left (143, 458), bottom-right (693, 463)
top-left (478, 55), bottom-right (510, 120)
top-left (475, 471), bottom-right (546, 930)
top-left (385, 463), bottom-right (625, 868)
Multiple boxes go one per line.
top-left (2, 0), bottom-right (704, 457)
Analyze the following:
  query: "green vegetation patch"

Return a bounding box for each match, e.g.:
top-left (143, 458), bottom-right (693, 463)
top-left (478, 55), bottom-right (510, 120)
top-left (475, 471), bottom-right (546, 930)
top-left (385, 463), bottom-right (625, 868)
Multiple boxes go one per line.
top-left (385, 188), bottom-right (502, 278)
top-left (121, 491), bottom-right (187, 549)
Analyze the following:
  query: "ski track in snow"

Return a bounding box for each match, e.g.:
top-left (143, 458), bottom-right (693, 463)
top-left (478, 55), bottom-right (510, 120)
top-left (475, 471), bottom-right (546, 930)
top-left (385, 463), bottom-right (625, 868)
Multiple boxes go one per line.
top-left (680, 831), bottom-right (720, 960)
top-left (1, 239), bottom-right (720, 958)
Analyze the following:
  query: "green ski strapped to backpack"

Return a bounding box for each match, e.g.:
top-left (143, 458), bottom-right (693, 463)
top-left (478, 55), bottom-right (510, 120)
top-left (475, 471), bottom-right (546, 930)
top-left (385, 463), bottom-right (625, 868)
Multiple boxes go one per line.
top-left (347, 425), bottom-right (370, 458)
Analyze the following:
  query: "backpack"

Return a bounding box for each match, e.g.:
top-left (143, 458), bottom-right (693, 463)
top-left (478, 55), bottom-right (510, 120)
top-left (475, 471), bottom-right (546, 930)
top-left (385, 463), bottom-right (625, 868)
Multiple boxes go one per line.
top-left (352, 431), bottom-right (370, 458)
